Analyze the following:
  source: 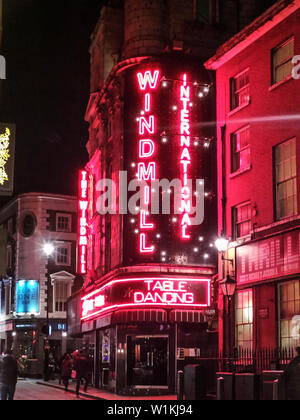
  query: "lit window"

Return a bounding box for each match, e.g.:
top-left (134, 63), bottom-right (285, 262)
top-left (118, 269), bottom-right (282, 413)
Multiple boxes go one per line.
top-left (231, 126), bottom-right (250, 173)
top-left (275, 138), bottom-right (297, 220)
top-left (55, 243), bottom-right (71, 266)
top-left (56, 213), bottom-right (72, 232)
top-left (279, 280), bottom-right (300, 350)
top-left (272, 38), bottom-right (294, 85)
top-left (230, 70), bottom-right (250, 111)
top-left (235, 289), bottom-right (253, 351)
top-left (233, 202), bottom-right (252, 239)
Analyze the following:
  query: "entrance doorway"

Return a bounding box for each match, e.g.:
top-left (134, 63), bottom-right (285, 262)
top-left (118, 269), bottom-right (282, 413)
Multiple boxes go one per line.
top-left (127, 335), bottom-right (168, 388)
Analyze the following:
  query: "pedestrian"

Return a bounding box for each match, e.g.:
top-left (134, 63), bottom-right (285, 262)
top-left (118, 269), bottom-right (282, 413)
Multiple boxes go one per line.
top-left (0, 348), bottom-right (19, 401)
top-left (283, 347), bottom-right (300, 400)
top-left (58, 353), bottom-right (67, 385)
top-left (61, 354), bottom-right (73, 392)
top-left (74, 351), bottom-right (89, 397)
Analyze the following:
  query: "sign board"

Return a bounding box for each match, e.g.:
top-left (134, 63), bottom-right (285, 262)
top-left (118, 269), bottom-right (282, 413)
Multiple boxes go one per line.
top-left (16, 280), bottom-right (39, 315)
top-left (237, 230), bottom-right (300, 285)
top-left (81, 277), bottom-right (211, 321)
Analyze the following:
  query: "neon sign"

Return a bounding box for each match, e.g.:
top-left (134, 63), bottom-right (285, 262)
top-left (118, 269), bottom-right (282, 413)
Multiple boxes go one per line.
top-left (78, 170), bottom-right (88, 274)
top-left (0, 127), bottom-right (10, 186)
top-left (179, 74), bottom-right (192, 240)
top-left (136, 69), bottom-right (160, 254)
top-left (81, 277), bottom-right (211, 320)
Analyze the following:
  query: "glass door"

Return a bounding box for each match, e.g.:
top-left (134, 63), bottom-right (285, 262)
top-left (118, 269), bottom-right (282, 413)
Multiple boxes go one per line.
top-left (127, 335), bottom-right (169, 388)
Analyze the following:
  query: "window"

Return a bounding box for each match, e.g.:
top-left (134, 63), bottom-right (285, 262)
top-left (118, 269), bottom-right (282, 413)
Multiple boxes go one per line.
top-left (230, 70), bottom-right (250, 111)
top-left (233, 202), bottom-right (252, 239)
top-left (279, 280), bottom-right (300, 350)
top-left (235, 289), bottom-right (253, 351)
top-left (56, 213), bottom-right (72, 233)
top-left (55, 243), bottom-right (71, 266)
top-left (194, 0), bottom-right (219, 24)
top-left (54, 281), bottom-right (69, 312)
top-left (275, 138), bottom-right (297, 220)
top-left (231, 126), bottom-right (250, 173)
top-left (272, 38), bottom-right (294, 85)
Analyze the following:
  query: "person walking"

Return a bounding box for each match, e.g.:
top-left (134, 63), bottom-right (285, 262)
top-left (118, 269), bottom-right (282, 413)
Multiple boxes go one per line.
top-left (283, 347), bottom-right (300, 400)
top-left (61, 354), bottom-right (73, 392)
top-left (0, 349), bottom-right (19, 401)
top-left (74, 351), bottom-right (89, 397)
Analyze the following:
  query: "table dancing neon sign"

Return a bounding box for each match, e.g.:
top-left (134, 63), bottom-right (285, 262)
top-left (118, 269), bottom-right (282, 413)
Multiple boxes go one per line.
top-left (81, 277), bottom-right (211, 320)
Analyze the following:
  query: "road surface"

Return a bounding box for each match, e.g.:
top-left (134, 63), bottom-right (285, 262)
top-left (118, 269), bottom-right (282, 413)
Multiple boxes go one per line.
top-left (14, 379), bottom-right (93, 400)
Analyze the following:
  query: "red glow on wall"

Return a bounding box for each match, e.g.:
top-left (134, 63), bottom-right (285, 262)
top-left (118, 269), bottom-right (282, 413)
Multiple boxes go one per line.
top-left (78, 170), bottom-right (89, 274)
top-left (136, 69), bottom-right (160, 254)
top-left (81, 277), bottom-right (211, 321)
top-left (179, 74), bottom-right (192, 240)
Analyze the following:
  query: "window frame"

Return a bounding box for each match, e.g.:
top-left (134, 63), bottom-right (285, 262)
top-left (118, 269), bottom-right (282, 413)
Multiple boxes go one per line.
top-left (56, 213), bottom-right (72, 233)
top-left (274, 137), bottom-right (298, 221)
top-left (230, 69), bottom-right (250, 112)
top-left (278, 280), bottom-right (300, 351)
top-left (54, 242), bottom-right (72, 267)
top-left (271, 37), bottom-right (294, 86)
top-left (231, 125), bottom-right (251, 174)
top-left (235, 288), bottom-right (254, 351)
top-left (232, 201), bottom-right (252, 240)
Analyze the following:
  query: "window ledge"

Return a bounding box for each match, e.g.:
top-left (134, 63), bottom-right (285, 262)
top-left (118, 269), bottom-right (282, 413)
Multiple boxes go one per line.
top-left (269, 75), bottom-right (293, 92)
top-left (229, 166), bottom-right (252, 179)
top-left (228, 101), bottom-right (251, 117)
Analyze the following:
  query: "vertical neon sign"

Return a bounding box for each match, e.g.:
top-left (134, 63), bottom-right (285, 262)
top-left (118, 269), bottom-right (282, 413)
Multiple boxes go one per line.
top-left (78, 170), bottom-right (88, 274)
top-left (137, 70), bottom-right (160, 254)
top-left (179, 74), bottom-right (192, 240)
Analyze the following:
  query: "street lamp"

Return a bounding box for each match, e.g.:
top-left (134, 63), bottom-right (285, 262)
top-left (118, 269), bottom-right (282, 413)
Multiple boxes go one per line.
top-left (43, 242), bottom-right (54, 381)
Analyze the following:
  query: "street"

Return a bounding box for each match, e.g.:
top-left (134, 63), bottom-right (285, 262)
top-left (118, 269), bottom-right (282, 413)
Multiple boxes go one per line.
top-left (14, 379), bottom-right (93, 401)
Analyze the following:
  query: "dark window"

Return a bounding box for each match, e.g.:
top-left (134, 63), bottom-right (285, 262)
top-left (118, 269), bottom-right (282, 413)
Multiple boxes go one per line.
top-left (231, 126), bottom-right (250, 173)
top-left (272, 38), bottom-right (294, 85)
top-left (230, 70), bottom-right (250, 111)
top-left (233, 202), bottom-right (252, 239)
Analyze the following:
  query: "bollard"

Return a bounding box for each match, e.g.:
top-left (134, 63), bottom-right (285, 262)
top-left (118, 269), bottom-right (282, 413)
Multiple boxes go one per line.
top-left (217, 377), bottom-right (225, 401)
top-left (177, 370), bottom-right (184, 400)
top-left (273, 379), bottom-right (279, 401)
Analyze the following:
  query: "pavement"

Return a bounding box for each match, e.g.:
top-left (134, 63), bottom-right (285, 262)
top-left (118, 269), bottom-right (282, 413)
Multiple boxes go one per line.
top-left (36, 378), bottom-right (177, 401)
top-left (14, 379), bottom-right (93, 400)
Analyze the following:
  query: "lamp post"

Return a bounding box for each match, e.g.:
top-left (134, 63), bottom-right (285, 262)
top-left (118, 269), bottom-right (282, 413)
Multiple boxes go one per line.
top-left (43, 242), bottom-right (54, 381)
top-left (215, 237), bottom-right (237, 356)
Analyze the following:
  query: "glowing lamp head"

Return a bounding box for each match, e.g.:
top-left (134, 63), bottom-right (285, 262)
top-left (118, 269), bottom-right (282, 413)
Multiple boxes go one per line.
top-left (215, 237), bottom-right (229, 253)
top-left (43, 243), bottom-right (55, 257)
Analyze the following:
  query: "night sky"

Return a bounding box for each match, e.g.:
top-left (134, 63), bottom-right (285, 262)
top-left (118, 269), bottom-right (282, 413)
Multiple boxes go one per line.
top-left (0, 0), bottom-right (104, 199)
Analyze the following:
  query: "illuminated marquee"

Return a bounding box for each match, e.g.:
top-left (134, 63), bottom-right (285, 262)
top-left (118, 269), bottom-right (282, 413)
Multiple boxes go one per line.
top-left (179, 74), bottom-right (192, 240)
top-left (81, 277), bottom-right (211, 320)
top-left (78, 170), bottom-right (88, 274)
top-left (137, 69), bottom-right (160, 254)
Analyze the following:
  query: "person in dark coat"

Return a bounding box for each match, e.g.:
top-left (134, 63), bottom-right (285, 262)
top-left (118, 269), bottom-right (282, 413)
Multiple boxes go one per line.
top-left (283, 347), bottom-right (300, 400)
top-left (74, 351), bottom-right (89, 396)
top-left (0, 349), bottom-right (19, 401)
top-left (61, 354), bottom-right (73, 391)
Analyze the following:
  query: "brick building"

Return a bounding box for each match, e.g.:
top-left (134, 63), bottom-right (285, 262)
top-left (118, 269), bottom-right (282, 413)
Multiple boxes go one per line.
top-left (205, 0), bottom-right (300, 355)
top-left (0, 192), bottom-right (82, 377)
top-left (68, 0), bottom-right (281, 395)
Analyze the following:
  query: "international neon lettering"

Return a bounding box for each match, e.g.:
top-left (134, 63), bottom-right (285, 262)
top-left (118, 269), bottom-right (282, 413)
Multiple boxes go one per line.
top-left (137, 69), bottom-right (160, 254)
top-left (78, 170), bottom-right (89, 274)
top-left (81, 277), bottom-right (211, 320)
top-left (179, 74), bottom-right (192, 240)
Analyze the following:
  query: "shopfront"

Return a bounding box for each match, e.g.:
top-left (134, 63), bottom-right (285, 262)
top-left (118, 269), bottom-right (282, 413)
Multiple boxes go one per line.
top-left (235, 228), bottom-right (300, 351)
top-left (70, 268), bottom-right (217, 395)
